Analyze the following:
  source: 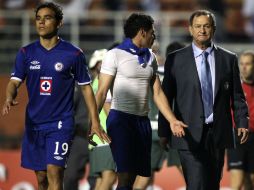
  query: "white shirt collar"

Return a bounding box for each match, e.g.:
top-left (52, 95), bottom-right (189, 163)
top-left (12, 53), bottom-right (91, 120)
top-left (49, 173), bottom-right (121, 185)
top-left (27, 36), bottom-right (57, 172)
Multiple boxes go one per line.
top-left (192, 42), bottom-right (214, 58)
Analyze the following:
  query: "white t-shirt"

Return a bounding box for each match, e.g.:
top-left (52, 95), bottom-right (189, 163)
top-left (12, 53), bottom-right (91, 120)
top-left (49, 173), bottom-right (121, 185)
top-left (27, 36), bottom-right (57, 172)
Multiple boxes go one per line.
top-left (100, 48), bottom-right (158, 116)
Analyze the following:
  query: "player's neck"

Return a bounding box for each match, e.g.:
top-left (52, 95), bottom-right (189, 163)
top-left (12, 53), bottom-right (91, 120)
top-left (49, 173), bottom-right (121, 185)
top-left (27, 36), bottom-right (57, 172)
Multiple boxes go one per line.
top-left (132, 37), bottom-right (142, 48)
top-left (40, 36), bottom-right (60, 50)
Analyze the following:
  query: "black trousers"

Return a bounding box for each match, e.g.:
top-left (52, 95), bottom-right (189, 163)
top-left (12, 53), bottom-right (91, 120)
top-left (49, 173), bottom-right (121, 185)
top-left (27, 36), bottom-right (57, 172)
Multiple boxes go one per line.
top-left (178, 126), bottom-right (225, 190)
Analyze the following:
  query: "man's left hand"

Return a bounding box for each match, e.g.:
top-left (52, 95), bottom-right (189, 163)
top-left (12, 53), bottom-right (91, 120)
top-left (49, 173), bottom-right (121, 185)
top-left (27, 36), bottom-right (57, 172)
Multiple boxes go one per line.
top-left (88, 124), bottom-right (111, 145)
top-left (237, 128), bottom-right (249, 144)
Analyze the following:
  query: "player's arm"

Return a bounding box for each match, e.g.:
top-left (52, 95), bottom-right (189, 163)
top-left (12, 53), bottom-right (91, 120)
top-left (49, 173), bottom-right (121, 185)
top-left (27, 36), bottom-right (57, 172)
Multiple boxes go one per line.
top-left (152, 75), bottom-right (187, 138)
top-left (80, 84), bottom-right (111, 144)
top-left (2, 79), bottom-right (21, 115)
top-left (103, 100), bottom-right (111, 116)
top-left (231, 54), bottom-right (249, 144)
top-left (95, 73), bottom-right (114, 113)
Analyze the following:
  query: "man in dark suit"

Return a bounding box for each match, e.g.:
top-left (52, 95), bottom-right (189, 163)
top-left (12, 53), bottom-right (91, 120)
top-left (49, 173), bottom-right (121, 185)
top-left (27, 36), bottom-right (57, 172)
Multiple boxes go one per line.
top-left (158, 10), bottom-right (249, 190)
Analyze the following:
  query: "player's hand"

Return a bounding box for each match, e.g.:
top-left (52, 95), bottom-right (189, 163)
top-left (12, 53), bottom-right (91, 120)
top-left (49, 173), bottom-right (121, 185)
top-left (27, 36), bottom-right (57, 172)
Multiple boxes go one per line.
top-left (170, 119), bottom-right (188, 138)
top-left (88, 124), bottom-right (111, 145)
top-left (237, 128), bottom-right (248, 144)
top-left (2, 99), bottom-right (18, 116)
top-left (159, 137), bottom-right (169, 151)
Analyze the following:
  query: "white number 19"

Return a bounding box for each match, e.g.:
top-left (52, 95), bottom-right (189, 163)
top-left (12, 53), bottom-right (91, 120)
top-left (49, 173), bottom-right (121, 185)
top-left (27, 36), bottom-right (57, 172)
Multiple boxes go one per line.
top-left (54, 142), bottom-right (68, 155)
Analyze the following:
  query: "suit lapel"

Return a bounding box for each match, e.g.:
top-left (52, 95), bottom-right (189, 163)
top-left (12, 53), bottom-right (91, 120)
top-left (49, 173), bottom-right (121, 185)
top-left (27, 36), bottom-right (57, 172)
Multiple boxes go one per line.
top-left (185, 45), bottom-right (203, 100)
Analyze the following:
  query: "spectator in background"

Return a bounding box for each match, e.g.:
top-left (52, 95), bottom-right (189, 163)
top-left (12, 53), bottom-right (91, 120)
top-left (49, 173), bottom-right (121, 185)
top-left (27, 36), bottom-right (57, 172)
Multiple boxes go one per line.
top-left (242, 0), bottom-right (254, 41)
top-left (88, 49), bottom-right (117, 190)
top-left (227, 51), bottom-right (254, 190)
top-left (80, 0), bottom-right (113, 42)
top-left (1, 2), bottom-right (109, 190)
top-left (104, 0), bottom-right (121, 10)
top-left (124, 0), bottom-right (143, 11)
top-left (46, 0), bottom-right (91, 20)
top-left (141, 0), bottom-right (160, 12)
top-left (3, 0), bottom-right (40, 10)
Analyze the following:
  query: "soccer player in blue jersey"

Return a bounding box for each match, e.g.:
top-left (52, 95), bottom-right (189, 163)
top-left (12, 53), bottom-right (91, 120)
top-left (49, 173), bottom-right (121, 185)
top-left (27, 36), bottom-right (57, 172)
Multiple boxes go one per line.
top-left (1, 2), bottom-right (110, 190)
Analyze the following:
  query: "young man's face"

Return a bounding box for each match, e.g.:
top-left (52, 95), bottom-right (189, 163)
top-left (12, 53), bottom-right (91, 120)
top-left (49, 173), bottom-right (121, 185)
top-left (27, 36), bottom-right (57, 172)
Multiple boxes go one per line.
top-left (35, 7), bottom-right (61, 39)
top-left (239, 54), bottom-right (254, 82)
top-left (189, 15), bottom-right (215, 48)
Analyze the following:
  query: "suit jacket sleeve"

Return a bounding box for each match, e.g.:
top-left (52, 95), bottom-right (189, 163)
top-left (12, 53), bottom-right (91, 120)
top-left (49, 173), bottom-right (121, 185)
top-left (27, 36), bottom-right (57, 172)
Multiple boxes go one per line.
top-left (158, 53), bottom-right (176, 137)
top-left (231, 55), bottom-right (249, 129)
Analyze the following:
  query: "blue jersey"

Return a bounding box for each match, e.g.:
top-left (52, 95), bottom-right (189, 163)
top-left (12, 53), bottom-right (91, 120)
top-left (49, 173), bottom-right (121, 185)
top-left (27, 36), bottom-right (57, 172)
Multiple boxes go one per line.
top-left (11, 39), bottom-right (91, 126)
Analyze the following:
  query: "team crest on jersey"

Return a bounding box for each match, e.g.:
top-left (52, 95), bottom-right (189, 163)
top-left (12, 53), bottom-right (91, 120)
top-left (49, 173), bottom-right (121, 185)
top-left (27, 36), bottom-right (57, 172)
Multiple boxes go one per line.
top-left (40, 77), bottom-right (52, 95)
top-left (54, 62), bottom-right (64, 72)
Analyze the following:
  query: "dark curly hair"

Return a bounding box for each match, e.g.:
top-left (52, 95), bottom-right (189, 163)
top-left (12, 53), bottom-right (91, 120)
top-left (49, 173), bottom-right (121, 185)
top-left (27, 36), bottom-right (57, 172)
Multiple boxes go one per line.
top-left (35, 2), bottom-right (63, 23)
top-left (124, 13), bottom-right (154, 39)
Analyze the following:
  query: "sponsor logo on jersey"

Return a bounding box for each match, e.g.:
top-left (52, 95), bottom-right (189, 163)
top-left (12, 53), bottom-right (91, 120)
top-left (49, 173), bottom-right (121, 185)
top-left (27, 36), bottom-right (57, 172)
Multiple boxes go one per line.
top-left (54, 62), bottom-right (64, 72)
top-left (30, 60), bottom-right (41, 70)
top-left (54, 156), bottom-right (63, 160)
top-left (40, 77), bottom-right (52, 95)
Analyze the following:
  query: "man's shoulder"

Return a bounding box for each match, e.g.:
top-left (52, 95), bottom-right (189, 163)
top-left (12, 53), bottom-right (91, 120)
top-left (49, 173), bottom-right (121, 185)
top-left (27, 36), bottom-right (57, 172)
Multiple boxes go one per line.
top-left (60, 40), bottom-right (84, 54)
top-left (167, 45), bottom-right (191, 59)
top-left (215, 45), bottom-right (237, 57)
top-left (21, 41), bottom-right (38, 52)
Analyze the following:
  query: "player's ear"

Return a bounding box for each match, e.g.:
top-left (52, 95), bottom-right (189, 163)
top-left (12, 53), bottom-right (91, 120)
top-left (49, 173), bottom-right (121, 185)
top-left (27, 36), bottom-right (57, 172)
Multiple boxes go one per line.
top-left (57, 20), bottom-right (63, 29)
top-left (140, 28), bottom-right (146, 38)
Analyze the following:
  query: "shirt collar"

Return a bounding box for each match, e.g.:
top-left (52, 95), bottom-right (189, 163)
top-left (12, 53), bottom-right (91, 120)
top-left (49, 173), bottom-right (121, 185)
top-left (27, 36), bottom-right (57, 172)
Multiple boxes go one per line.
top-left (192, 42), bottom-right (214, 58)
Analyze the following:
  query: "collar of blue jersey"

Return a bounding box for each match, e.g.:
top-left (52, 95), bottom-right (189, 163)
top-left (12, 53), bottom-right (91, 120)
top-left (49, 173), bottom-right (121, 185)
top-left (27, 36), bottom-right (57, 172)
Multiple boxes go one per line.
top-left (116, 38), bottom-right (151, 66)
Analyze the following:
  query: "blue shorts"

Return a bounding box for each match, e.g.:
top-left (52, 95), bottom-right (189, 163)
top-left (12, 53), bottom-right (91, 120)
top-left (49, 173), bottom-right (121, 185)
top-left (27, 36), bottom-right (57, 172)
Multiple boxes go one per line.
top-left (106, 109), bottom-right (152, 177)
top-left (21, 117), bottom-right (74, 171)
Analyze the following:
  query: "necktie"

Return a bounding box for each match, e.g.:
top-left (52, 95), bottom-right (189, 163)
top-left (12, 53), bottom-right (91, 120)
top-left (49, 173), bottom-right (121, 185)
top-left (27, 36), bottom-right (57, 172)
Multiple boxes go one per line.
top-left (201, 51), bottom-right (213, 118)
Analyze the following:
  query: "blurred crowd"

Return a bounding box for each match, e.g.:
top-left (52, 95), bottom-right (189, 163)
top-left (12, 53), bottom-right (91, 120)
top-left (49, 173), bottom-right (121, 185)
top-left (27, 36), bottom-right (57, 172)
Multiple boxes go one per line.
top-left (0, 0), bottom-right (253, 42)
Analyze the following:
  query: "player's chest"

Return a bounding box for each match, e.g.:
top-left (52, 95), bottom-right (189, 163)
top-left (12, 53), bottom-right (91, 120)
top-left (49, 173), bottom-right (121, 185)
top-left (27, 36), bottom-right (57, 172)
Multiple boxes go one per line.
top-left (25, 54), bottom-right (73, 76)
top-left (117, 57), bottom-right (154, 79)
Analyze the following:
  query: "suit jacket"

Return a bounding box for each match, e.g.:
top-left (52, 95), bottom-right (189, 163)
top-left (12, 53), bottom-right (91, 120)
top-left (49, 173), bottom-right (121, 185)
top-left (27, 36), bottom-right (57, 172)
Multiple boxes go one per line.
top-left (158, 44), bottom-right (249, 150)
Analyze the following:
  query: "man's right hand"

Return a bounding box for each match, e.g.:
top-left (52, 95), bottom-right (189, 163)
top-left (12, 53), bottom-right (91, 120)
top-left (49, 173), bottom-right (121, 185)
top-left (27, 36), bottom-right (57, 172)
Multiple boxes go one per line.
top-left (2, 99), bottom-right (18, 116)
top-left (159, 137), bottom-right (169, 151)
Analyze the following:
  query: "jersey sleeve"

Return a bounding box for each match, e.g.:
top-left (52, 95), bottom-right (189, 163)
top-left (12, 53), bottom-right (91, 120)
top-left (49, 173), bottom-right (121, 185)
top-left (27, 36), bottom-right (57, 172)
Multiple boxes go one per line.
top-left (11, 48), bottom-right (27, 82)
top-left (100, 50), bottom-right (117, 76)
top-left (73, 51), bottom-right (92, 85)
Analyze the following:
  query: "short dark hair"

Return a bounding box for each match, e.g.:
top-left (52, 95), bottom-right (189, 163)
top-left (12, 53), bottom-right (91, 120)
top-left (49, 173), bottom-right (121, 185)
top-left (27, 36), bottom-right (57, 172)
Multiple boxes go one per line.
top-left (189, 10), bottom-right (216, 29)
top-left (166, 41), bottom-right (185, 56)
top-left (124, 13), bottom-right (154, 38)
top-left (35, 2), bottom-right (63, 23)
